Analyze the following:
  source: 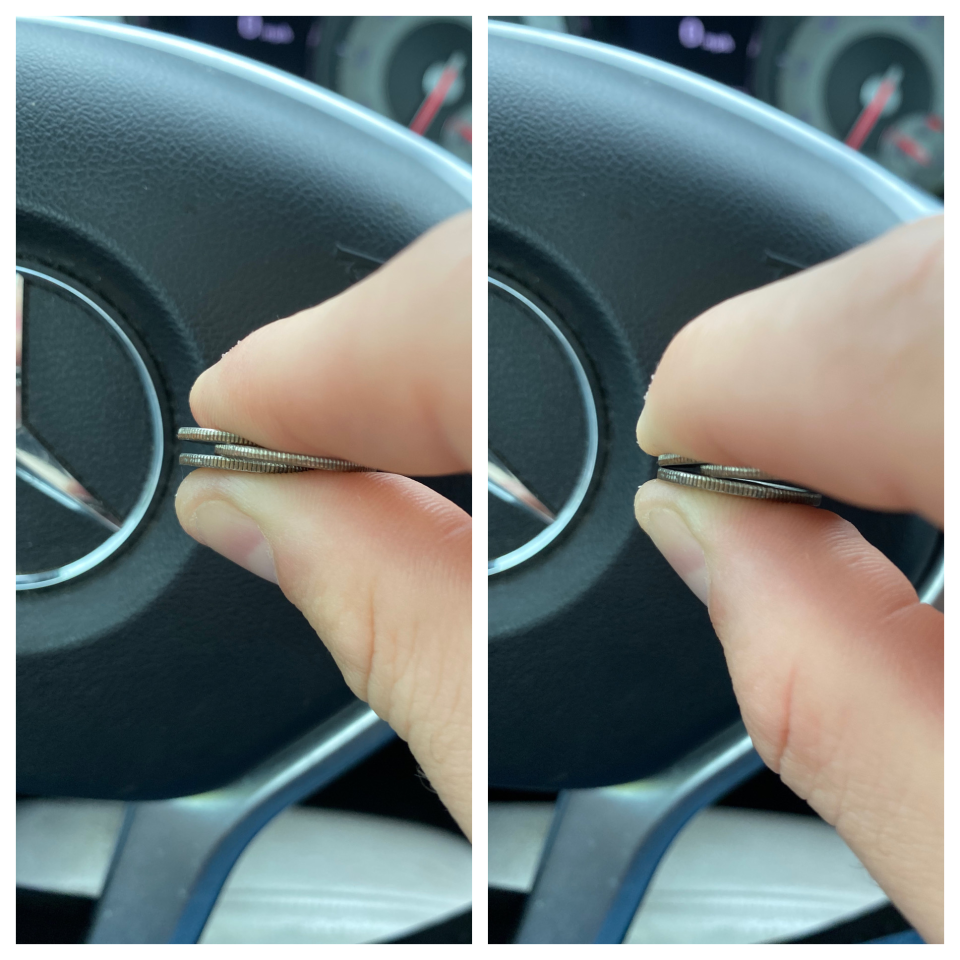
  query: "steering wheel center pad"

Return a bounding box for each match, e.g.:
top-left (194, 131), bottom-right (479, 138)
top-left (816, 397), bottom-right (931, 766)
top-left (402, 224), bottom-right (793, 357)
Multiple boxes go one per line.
top-left (487, 23), bottom-right (941, 791)
top-left (16, 17), bottom-right (469, 800)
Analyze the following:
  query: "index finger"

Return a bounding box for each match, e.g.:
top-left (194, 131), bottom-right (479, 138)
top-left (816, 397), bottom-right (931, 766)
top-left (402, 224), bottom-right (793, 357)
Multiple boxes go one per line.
top-left (637, 215), bottom-right (943, 527)
top-left (190, 211), bottom-right (471, 475)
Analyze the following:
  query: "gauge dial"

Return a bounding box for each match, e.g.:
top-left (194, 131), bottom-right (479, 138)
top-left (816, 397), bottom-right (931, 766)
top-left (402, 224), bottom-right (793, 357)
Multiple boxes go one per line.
top-left (310, 16), bottom-right (471, 164)
top-left (754, 17), bottom-right (943, 194)
top-left (441, 102), bottom-right (472, 165)
top-left (878, 112), bottom-right (944, 195)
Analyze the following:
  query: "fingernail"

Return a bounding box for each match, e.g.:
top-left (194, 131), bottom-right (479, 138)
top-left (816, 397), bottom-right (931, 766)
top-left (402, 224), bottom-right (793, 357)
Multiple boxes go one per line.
top-left (638, 508), bottom-right (709, 605)
top-left (191, 500), bottom-right (278, 584)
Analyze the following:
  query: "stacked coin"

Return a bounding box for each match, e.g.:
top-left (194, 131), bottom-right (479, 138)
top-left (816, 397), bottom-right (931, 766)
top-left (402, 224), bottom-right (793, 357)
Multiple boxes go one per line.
top-left (656, 454), bottom-right (821, 506)
top-left (178, 428), bottom-right (370, 474)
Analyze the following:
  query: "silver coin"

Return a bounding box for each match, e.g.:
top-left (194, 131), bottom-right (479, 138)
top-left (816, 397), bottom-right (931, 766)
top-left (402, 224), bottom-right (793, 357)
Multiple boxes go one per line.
top-left (214, 443), bottom-right (368, 472)
top-left (657, 455), bottom-right (778, 481)
top-left (699, 464), bottom-right (780, 482)
top-left (657, 467), bottom-right (821, 506)
top-left (178, 427), bottom-right (252, 445)
top-left (179, 453), bottom-right (305, 474)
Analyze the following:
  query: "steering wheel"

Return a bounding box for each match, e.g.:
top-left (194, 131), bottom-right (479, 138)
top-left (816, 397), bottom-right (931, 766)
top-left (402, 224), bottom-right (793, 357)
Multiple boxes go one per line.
top-left (17, 18), bottom-right (468, 824)
top-left (488, 21), bottom-right (941, 791)
top-left (487, 23), bottom-right (941, 941)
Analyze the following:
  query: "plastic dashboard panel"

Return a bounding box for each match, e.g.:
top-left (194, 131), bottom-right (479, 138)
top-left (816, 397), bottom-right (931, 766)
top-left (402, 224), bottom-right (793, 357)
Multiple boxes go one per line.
top-left (487, 24), bottom-right (941, 791)
top-left (16, 17), bottom-right (470, 800)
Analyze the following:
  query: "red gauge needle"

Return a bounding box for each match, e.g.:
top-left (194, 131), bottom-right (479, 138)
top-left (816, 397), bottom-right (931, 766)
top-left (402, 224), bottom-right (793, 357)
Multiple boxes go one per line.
top-left (844, 63), bottom-right (904, 151)
top-left (445, 118), bottom-right (472, 144)
top-left (889, 132), bottom-right (932, 166)
top-left (409, 50), bottom-right (466, 137)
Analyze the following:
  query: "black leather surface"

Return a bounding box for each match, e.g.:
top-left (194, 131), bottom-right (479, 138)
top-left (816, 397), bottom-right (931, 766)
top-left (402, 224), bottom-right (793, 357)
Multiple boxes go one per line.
top-left (17, 19), bottom-right (469, 799)
top-left (487, 27), bottom-right (941, 790)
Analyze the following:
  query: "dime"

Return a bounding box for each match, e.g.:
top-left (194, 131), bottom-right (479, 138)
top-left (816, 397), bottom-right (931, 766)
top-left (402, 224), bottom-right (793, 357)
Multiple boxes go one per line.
top-left (657, 455), bottom-right (778, 481)
top-left (178, 426), bottom-right (374, 473)
top-left (178, 427), bottom-right (251, 445)
top-left (656, 466), bottom-right (821, 506)
top-left (699, 464), bottom-right (780, 481)
top-left (214, 443), bottom-right (367, 472)
top-left (179, 453), bottom-right (305, 474)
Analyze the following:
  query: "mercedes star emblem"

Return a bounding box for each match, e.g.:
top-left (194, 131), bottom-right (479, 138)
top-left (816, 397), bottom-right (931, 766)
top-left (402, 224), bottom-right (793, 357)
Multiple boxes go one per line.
top-left (488, 275), bottom-right (599, 575)
top-left (16, 266), bottom-right (164, 590)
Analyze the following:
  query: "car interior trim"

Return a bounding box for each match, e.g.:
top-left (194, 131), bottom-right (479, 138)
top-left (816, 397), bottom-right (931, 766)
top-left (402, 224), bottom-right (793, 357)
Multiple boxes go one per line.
top-left (919, 554), bottom-right (944, 609)
top-left (87, 702), bottom-right (394, 944)
top-left (517, 721), bottom-right (763, 943)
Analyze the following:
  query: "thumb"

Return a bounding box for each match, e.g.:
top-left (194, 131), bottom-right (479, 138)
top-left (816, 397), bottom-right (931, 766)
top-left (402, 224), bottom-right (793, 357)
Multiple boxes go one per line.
top-left (634, 480), bottom-right (943, 943)
top-left (176, 467), bottom-right (472, 838)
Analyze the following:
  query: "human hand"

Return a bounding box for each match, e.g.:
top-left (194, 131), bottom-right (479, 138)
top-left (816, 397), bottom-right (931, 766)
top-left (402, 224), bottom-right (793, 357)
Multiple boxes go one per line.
top-left (634, 215), bottom-right (943, 941)
top-left (175, 212), bottom-right (472, 837)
